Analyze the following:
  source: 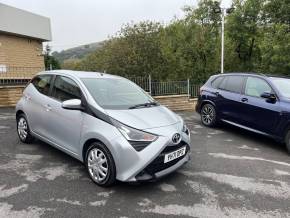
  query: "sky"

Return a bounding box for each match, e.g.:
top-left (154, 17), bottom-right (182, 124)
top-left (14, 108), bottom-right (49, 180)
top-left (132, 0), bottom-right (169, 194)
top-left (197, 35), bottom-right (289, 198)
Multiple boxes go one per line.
top-left (0, 0), bottom-right (232, 51)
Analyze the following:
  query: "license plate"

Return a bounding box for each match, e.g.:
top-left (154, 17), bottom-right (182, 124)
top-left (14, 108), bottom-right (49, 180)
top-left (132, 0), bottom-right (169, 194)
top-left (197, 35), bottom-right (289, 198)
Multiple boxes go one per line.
top-left (164, 147), bottom-right (186, 163)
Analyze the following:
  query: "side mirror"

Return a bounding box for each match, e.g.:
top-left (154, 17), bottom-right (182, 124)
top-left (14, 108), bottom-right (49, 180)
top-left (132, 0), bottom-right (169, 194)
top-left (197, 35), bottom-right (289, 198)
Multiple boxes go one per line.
top-left (260, 92), bottom-right (277, 103)
top-left (62, 99), bottom-right (83, 110)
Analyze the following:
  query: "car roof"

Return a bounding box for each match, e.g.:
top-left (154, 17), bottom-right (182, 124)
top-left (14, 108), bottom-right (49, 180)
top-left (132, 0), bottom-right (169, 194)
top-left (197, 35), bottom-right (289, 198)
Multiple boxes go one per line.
top-left (38, 70), bottom-right (124, 79)
top-left (213, 72), bottom-right (290, 79)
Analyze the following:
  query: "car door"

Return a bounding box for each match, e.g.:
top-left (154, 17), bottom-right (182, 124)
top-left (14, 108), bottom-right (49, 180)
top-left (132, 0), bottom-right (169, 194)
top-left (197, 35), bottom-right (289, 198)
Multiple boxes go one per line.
top-left (42, 75), bottom-right (84, 154)
top-left (25, 74), bottom-right (53, 136)
top-left (215, 75), bottom-right (245, 123)
top-left (239, 76), bottom-right (281, 135)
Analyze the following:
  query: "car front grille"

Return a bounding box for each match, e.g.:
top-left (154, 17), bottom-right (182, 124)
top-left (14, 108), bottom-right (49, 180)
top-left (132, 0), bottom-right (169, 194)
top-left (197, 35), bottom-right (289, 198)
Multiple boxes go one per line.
top-left (140, 141), bottom-right (190, 176)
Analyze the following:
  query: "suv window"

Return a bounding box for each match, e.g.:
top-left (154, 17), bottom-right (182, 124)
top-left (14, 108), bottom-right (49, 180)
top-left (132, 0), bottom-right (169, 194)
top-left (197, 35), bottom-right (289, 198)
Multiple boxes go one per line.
top-left (51, 76), bottom-right (81, 102)
top-left (218, 76), bottom-right (244, 93)
top-left (245, 77), bottom-right (272, 98)
top-left (31, 75), bottom-right (52, 96)
top-left (211, 76), bottom-right (224, 89)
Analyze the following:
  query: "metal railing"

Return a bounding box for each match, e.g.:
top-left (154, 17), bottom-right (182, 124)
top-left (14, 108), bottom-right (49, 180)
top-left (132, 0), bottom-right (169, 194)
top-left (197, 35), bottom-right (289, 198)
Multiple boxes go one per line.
top-left (0, 67), bottom-right (201, 97)
top-left (0, 66), bottom-right (44, 86)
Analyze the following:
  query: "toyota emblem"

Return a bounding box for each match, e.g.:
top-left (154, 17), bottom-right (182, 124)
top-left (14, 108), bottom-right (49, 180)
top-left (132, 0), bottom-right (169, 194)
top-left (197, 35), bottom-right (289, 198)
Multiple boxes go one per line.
top-left (172, 133), bottom-right (181, 144)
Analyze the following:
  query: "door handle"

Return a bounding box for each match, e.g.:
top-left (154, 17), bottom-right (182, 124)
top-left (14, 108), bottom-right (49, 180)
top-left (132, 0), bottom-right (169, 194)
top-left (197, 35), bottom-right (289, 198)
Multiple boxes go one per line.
top-left (241, 97), bottom-right (248, 103)
top-left (44, 104), bottom-right (52, 111)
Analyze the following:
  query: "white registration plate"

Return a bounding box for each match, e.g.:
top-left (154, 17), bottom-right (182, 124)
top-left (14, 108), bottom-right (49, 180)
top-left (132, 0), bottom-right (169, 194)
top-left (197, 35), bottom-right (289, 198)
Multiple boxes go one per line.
top-left (164, 147), bottom-right (186, 163)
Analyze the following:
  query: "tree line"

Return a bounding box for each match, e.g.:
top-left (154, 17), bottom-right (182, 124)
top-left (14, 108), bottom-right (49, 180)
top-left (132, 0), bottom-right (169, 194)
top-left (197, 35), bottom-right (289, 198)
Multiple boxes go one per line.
top-left (62, 0), bottom-right (290, 84)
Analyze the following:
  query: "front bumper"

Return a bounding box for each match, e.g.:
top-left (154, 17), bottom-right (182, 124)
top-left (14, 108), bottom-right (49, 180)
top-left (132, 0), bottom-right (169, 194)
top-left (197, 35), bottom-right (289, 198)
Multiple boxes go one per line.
top-left (135, 141), bottom-right (190, 181)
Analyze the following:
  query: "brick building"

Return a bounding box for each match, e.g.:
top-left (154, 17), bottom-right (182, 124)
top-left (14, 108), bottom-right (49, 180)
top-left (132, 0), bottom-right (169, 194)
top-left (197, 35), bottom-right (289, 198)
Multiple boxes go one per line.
top-left (0, 3), bottom-right (51, 79)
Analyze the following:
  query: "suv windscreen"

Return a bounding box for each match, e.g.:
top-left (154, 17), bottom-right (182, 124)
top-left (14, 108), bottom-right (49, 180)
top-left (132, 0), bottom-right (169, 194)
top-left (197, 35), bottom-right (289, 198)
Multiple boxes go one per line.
top-left (31, 75), bottom-right (52, 96)
top-left (270, 77), bottom-right (290, 98)
top-left (218, 75), bottom-right (244, 93)
top-left (51, 76), bottom-right (81, 102)
top-left (82, 78), bottom-right (155, 110)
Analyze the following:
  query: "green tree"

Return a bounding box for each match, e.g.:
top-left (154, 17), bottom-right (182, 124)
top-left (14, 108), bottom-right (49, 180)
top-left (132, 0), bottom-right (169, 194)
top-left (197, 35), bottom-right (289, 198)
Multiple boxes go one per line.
top-left (44, 45), bottom-right (61, 70)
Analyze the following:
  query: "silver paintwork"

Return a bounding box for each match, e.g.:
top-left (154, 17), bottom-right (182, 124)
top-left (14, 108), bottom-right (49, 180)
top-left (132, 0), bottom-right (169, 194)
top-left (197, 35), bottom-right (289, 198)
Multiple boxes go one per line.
top-left (16, 70), bottom-right (191, 182)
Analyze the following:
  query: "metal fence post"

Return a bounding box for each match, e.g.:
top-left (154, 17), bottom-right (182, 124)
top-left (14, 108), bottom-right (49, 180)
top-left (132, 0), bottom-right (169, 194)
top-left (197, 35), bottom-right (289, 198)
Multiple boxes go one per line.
top-left (187, 78), bottom-right (190, 100)
top-left (149, 74), bottom-right (152, 95)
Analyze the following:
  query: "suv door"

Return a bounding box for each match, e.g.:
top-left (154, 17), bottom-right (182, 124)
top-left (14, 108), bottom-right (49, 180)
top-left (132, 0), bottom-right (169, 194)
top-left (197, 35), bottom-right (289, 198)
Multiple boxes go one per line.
top-left (215, 75), bottom-right (245, 123)
top-left (240, 76), bottom-right (280, 135)
top-left (42, 75), bottom-right (84, 154)
top-left (26, 75), bottom-right (53, 136)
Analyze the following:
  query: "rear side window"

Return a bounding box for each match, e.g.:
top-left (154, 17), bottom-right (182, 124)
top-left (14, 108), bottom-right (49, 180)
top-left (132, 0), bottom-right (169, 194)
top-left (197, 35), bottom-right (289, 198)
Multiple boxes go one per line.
top-left (51, 76), bottom-right (81, 102)
top-left (31, 75), bottom-right (52, 96)
top-left (218, 76), bottom-right (244, 93)
top-left (211, 76), bottom-right (224, 89)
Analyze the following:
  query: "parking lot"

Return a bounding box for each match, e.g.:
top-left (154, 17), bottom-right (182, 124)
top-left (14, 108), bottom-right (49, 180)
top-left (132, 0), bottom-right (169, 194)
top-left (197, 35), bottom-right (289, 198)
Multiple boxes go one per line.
top-left (1, 108), bottom-right (290, 218)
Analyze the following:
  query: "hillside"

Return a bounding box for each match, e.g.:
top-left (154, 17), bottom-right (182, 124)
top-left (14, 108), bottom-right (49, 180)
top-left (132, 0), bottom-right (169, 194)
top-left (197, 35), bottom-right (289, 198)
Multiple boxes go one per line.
top-left (52, 41), bottom-right (104, 63)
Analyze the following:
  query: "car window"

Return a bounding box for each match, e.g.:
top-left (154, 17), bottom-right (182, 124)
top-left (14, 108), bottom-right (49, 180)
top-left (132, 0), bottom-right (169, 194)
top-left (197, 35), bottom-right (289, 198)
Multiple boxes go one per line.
top-left (211, 76), bottom-right (224, 89)
top-left (51, 76), bottom-right (81, 102)
top-left (31, 75), bottom-right (52, 96)
top-left (245, 77), bottom-right (272, 98)
top-left (218, 76), bottom-right (244, 93)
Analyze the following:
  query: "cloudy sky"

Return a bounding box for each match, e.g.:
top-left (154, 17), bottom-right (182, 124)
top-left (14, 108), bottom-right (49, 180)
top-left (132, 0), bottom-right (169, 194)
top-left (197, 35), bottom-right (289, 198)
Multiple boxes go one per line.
top-left (0, 0), bottom-right (232, 51)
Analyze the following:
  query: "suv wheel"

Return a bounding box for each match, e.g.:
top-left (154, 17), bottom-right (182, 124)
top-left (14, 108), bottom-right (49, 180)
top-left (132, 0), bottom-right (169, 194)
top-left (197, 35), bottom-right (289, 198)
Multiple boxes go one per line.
top-left (85, 142), bottom-right (116, 187)
top-left (17, 114), bottom-right (34, 143)
top-left (285, 130), bottom-right (290, 154)
top-left (201, 103), bottom-right (217, 127)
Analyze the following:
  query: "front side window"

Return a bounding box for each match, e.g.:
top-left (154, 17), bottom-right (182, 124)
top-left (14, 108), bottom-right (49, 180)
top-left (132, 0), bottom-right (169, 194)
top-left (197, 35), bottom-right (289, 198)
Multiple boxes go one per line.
top-left (82, 78), bottom-right (155, 110)
top-left (51, 76), bottom-right (81, 102)
top-left (271, 78), bottom-right (290, 98)
top-left (245, 77), bottom-right (272, 98)
top-left (218, 76), bottom-right (244, 93)
top-left (31, 75), bottom-right (52, 96)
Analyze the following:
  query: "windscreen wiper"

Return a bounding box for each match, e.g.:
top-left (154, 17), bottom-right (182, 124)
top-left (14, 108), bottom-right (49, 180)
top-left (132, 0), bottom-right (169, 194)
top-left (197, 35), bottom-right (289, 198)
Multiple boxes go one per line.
top-left (129, 102), bottom-right (159, 109)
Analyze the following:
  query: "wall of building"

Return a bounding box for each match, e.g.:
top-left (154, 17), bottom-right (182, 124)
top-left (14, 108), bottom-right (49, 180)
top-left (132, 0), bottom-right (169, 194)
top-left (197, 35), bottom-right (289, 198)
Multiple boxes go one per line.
top-left (0, 33), bottom-right (45, 78)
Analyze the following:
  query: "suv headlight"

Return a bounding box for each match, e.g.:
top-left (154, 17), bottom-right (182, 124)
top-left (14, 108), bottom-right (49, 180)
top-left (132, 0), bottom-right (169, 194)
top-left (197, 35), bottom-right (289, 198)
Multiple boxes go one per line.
top-left (111, 119), bottom-right (158, 151)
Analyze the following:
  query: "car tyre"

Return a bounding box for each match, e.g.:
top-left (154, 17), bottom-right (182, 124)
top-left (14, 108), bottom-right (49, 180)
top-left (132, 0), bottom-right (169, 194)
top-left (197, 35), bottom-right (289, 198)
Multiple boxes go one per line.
top-left (85, 142), bottom-right (116, 187)
top-left (285, 130), bottom-right (290, 154)
top-left (201, 103), bottom-right (217, 127)
top-left (17, 113), bottom-right (34, 143)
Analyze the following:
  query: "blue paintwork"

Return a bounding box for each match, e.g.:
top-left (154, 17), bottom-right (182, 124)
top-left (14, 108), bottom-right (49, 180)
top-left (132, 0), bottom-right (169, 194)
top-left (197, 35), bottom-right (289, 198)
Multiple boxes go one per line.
top-left (196, 73), bottom-right (290, 142)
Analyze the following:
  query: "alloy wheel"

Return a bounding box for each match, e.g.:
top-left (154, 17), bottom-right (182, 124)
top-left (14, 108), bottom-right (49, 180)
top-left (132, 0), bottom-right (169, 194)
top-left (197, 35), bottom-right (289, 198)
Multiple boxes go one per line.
top-left (18, 117), bottom-right (28, 141)
top-left (201, 104), bottom-right (215, 125)
top-left (87, 148), bottom-right (109, 183)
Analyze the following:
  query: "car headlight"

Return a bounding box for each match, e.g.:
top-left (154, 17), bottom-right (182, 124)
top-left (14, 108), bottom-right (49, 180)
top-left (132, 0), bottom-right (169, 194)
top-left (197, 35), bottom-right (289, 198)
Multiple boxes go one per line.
top-left (111, 119), bottom-right (158, 151)
top-left (182, 123), bottom-right (189, 135)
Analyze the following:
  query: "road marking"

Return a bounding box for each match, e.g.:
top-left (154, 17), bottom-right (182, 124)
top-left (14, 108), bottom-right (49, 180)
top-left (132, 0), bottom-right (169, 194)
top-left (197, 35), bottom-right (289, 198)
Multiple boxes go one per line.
top-left (158, 183), bottom-right (176, 192)
top-left (89, 200), bottom-right (107, 207)
top-left (208, 153), bottom-right (290, 167)
top-left (180, 171), bottom-right (290, 199)
top-left (238, 145), bottom-right (259, 151)
top-left (0, 184), bottom-right (28, 198)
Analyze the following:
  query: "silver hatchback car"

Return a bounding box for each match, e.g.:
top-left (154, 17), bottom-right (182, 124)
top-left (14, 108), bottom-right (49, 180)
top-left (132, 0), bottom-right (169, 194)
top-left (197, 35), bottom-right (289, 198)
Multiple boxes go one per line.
top-left (16, 70), bottom-right (191, 186)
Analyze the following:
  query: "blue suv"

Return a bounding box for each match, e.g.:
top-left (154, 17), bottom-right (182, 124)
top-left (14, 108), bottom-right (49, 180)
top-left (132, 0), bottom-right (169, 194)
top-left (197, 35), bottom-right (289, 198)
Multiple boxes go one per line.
top-left (196, 73), bottom-right (290, 153)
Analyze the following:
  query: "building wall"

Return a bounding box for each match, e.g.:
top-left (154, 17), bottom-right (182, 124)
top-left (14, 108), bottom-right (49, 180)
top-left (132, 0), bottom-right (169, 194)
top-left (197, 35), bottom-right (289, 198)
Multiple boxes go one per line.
top-left (0, 33), bottom-right (45, 78)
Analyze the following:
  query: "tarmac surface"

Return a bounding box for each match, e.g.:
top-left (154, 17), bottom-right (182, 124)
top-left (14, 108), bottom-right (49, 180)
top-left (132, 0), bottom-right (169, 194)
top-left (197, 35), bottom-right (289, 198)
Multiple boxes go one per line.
top-left (1, 108), bottom-right (290, 218)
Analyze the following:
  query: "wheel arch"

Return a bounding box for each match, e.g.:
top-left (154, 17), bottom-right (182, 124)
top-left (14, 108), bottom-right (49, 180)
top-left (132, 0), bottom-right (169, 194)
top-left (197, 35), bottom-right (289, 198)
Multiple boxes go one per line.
top-left (16, 110), bottom-right (25, 120)
top-left (200, 100), bottom-right (216, 110)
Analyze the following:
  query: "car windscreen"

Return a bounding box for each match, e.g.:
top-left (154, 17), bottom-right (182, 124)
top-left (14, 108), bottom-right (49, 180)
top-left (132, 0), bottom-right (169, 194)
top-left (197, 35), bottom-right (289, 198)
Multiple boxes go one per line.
top-left (271, 78), bottom-right (290, 98)
top-left (82, 78), bottom-right (155, 109)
